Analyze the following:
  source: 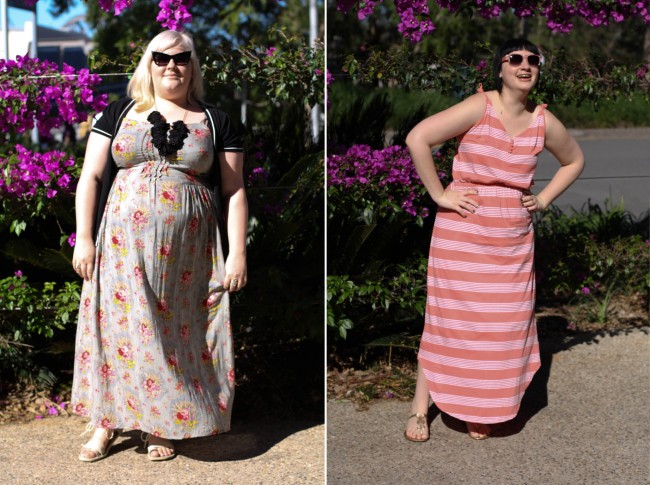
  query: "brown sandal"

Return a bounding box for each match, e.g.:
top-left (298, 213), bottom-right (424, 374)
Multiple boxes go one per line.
top-left (404, 412), bottom-right (429, 442)
top-left (467, 422), bottom-right (490, 440)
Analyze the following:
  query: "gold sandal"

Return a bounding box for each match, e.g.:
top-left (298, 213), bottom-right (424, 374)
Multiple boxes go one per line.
top-left (404, 412), bottom-right (429, 442)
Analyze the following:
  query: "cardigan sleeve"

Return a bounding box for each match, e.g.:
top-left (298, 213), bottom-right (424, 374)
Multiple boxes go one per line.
top-left (210, 109), bottom-right (244, 153)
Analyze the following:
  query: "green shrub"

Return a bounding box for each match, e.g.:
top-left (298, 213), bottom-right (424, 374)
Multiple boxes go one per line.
top-left (0, 273), bottom-right (80, 389)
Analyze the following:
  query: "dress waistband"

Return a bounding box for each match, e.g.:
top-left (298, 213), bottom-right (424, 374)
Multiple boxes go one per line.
top-left (450, 181), bottom-right (526, 197)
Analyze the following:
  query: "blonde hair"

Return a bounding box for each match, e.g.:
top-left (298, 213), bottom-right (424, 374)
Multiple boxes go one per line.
top-left (127, 30), bottom-right (204, 112)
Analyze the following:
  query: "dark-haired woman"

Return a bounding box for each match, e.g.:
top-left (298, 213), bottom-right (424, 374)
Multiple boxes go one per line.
top-left (71, 30), bottom-right (247, 461)
top-left (404, 39), bottom-right (583, 441)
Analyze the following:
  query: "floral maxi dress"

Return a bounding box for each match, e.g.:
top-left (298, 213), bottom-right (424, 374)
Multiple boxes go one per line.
top-left (71, 119), bottom-right (235, 439)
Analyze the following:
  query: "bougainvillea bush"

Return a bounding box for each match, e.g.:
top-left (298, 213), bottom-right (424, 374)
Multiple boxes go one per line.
top-left (328, 144), bottom-right (433, 224)
top-left (337, 0), bottom-right (650, 42)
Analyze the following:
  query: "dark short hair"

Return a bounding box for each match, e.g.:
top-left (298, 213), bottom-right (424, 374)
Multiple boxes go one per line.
top-left (492, 39), bottom-right (541, 92)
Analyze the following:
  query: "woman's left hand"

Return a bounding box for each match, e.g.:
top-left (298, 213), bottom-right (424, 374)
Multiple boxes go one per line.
top-left (223, 252), bottom-right (247, 293)
top-left (521, 192), bottom-right (548, 213)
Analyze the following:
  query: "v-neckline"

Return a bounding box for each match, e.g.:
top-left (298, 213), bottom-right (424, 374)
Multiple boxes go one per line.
top-left (486, 96), bottom-right (541, 140)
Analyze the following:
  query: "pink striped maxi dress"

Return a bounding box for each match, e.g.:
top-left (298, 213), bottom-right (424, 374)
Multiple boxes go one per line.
top-left (418, 93), bottom-right (546, 424)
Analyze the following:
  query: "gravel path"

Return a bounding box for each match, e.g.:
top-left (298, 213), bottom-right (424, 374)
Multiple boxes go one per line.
top-left (0, 416), bottom-right (323, 484)
top-left (328, 330), bottom-right (650, 485)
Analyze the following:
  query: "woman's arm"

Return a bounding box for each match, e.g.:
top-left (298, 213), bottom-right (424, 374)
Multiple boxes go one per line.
top-left (521, 110), bottom-right (585, 212)
top-left (72, 133), bottom-right (112, 281)
top-left (405, 93), bottom-right (485, 217)
top-left (219, 151), bottom-right (248, 292)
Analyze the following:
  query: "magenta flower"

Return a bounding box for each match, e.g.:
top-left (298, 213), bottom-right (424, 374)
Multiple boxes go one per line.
top-left (68, 233), bottom-right (77, 248)
top-left (14, 270), bottom-right (23, 277)
top-left (266, 47), bottom-right (277, 57)
top-left (581, 287), bottom-right (591, 295)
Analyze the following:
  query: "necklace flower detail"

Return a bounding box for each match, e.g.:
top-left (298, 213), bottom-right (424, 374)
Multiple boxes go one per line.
top-left (147, 110), bottom-right (190, 157)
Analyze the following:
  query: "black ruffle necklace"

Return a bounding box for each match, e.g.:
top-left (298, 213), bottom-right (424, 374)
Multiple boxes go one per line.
top-left (147, 108), bottom-right (190, 157)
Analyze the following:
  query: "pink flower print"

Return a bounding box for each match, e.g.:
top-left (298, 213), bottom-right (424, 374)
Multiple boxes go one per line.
top-left (144, 375), bottom-right (162, 398)
top-left (203, 293), bottom-right (219, 308)
top-left (97, 309), bottom-right (106, 326)
top-left (126, 396), bottom-right (138, 411)
top-left (112, 283), bottom-right (131, 312)
top-left (131, 207), bottom-right (150, 230)
top-left (116, 340), bottom-right (134, 367)
top-left (228, 368), bottom-right (235, 384)
top-left (99, 416), bottom-right (116, 429)
top-left (79, 349), bottom-right (91, 367)
top-left (173, 402), bottom-right (197, 429)
top-left (218, 394), bottom-right (228, 413)
top-left (110, 228), bottom-right (128, 255)
top-left (150, 407), bottom-right (161, 417)
top-left (163, 326), bottom-right (171, 337)
top-left (73, 401), bottom-right (88, 416)
top-left (144, 351), bottom-right (154, 364)
top-left (126, 394), bottom-right (142, 419)
top-left (180, 270), bottom-right (193, 287)
top-left (167, 353), bottom-right (179, 369)
top-left (134, 238), bottom-right (145, 250)
top-left (158, 243), bottom-right (174, 264)
top-left (160, 183), bottom-right (179, 205)
top-left (117, 316), bottom-right (128, 327)
top-left (201, 349), bottom-right (211, 364)
top-left (157, 299), bottom-right (168, 313)
top-left (133, 265), bottom-right (144, 282)
top-left (139, 319), bottom-right (154, 344)
top-left (180, 324), bottom-right (190, 341)
top-left (103, 391), bottom-right (115, 402)
top-left (99, 362), bottom-right (116, 383)
top-left (115, 288), bottom-right (126, 302)
top-left (192, 379), bottom-right (202, 393)
top-left (80, 377), bottom-right (90, 389)
top-left (188, 217), bottom-right (199, 232)
top-left (164, 215), bottom-right (176, 225)
top-left (83, 297), bottom-right (91, 311)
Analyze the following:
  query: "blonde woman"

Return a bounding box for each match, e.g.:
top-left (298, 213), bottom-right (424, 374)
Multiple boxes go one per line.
top-left (71, 30), bottom-right (247, 461)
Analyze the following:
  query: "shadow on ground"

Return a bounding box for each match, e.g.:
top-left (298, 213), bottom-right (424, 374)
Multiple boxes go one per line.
top-left (110, 418), bottom-right (321, 462)
top-left (400, 315), bottom-right (647, 439)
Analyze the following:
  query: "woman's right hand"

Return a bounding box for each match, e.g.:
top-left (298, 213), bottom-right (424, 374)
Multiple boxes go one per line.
top-left (72, 237), bottom-right (95, 281)
top-left (435, 189), bottom-right (479, 218)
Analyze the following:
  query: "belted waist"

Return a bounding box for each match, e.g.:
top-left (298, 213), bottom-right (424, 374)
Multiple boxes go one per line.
top-left (449, 181), bottom-right (528, 198)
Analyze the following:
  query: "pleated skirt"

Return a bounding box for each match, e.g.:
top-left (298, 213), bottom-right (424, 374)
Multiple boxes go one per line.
top-left (418, 182), bottom-right (540, 424)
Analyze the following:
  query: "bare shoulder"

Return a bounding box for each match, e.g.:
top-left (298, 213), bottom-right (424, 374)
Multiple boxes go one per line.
top-left (543, 108), bottom-right (569, 140)
top-left (442, 91), bottom-right (486, 126)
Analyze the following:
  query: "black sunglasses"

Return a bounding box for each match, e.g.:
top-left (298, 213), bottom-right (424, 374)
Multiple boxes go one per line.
top-left (151, 51), bottom-right (192, 67)
top-left (501, 54), bottom-right (542, 67)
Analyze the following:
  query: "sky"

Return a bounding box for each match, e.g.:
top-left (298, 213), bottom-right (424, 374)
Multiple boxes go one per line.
top-left (9, 0), bottom-right (88, 30)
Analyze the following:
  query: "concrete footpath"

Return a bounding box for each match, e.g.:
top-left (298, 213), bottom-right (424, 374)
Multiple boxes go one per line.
top-left (328, 330), bottom-right (650, 485)
top-left (0, 417), bottom-right (323, 484)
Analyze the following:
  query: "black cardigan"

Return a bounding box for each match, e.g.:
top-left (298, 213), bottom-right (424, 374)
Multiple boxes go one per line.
top-left (90, 97), bottom-right (243, 250)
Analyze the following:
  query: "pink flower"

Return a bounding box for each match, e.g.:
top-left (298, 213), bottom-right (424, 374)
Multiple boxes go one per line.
top-left (67, 233), bottom-right (76, 247)
top-left (14, 270), bottom-right (23, 277)
top-left (581, 287), bottom-right (591, 295)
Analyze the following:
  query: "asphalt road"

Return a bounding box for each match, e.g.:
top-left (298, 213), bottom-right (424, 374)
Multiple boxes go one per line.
top-left (536, 128), bottom-right (650, 217)
top-left (327, 330), bottom-right (650, 485)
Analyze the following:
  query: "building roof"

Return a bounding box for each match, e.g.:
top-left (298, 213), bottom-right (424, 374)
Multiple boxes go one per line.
top-left (36, 25), bottom-right (91, 43)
